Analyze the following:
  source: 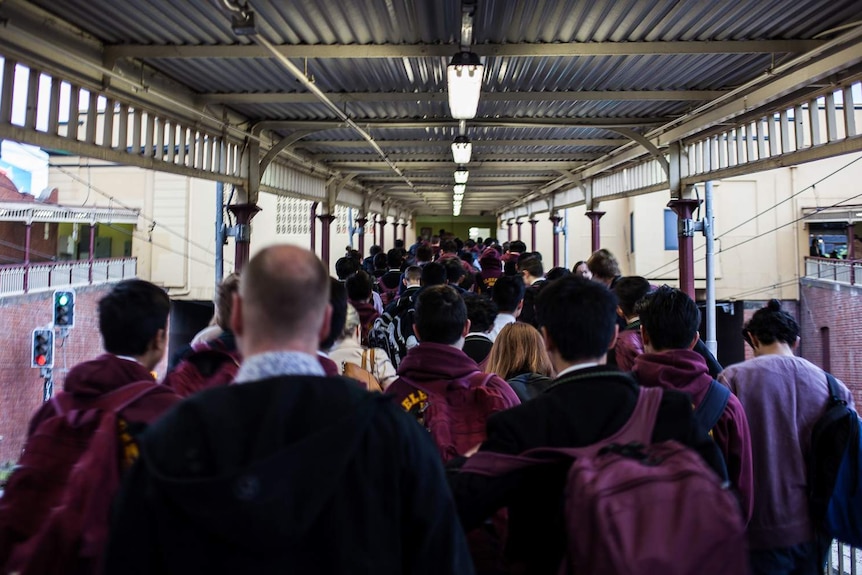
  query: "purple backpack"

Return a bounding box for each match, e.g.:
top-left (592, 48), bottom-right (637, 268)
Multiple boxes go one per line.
top-left (463, 387), bottom-right (749, 575)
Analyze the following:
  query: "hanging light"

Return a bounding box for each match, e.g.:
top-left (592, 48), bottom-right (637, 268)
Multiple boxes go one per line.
top-left (454, 168), bottom-right (469, 184)
top-left (453, 184), bottom-right (466, 197)
top-left (451, 135), bottom-right (472, 165)
top-left (447, 51), bottom-right (483, 119)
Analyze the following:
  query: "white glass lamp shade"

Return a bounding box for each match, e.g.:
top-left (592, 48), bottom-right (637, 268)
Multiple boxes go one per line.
top-left (451, 136), bottom-right (472, 164)
top-left (454, 168), bottom-right (469, 184)
top-left (447, 52), bottom-right (483, 120)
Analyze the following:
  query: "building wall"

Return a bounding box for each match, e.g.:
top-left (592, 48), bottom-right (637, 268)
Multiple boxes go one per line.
top-left (0, 221), bottom-right (58, 264)
top-left (0, 284), bottom-right (169, 464)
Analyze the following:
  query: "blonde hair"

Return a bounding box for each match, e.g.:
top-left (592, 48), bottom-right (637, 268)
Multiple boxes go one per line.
top-left (340, 303), bottom-right (361, 340)
top-left (484, 322), bottom-right (554, 380)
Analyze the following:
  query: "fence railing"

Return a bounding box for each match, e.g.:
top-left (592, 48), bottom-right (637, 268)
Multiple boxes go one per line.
top-left (827, 541), bottom-right (860, 575)
top-left (0, 258), bottom-right (137, 297)
top-left (805, 257), bottom-right (859, 286)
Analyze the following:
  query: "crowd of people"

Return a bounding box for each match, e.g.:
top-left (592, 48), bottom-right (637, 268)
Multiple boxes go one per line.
top-left (0, 232), bottom-right (854, 575)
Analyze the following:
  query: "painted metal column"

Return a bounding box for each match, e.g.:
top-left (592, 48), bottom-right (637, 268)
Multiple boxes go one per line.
top-left (355, 216), bottom-right (368, 256)
top-left (516, 220), bottom-right (523, 241)
top-left (215, 182), bottom-right (224, 286)
top-left (507, 221), bottom-right (513, 242)
top-left (848, 222), bottom-right (856, 285)
top-left (392, 218), bottom-right (398, 247)
top-left (378, 217), bottom-right (386, 251)
top-left (317, 214), bottom-right (337, 268)
top-left (401, 221), bottom-right (408, 244)
top-left (668, 198), bottom-right (701, 300)
top-left (23, 221), bottom-right (32, 293)
top-left (585, 210), bottom-right (606, 252)
top-left (550, 214), bottom-right (563, 267)
top-left (228, 203), bottom-right (261, 273)
top-left (309, 202), bottom-right (319, 254)
top-left (704, 182), bottom-right (717, 357)
top-left (88, 222), bottom-right (96, 284)
top-left (529, 219), bottom-right (538, 252)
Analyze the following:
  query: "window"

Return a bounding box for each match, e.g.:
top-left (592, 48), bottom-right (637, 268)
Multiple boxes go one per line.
top-left (664, 209), bottom-right (679, 251)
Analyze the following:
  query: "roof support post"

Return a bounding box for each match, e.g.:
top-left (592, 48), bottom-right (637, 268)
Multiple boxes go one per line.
top-left (227, 202), bottom-right (261, 273)
top-left (507, 220), bottom-right (513, 242)
top-left (585, 210), bottom-right (605, 253)
top-left (401, 220), bottom-right (408, 244)
top-left (550, 212), bottom-right (563, 268)
top-left (355, 215), bottom-right (368, 256)
top-left (516, 219), bottom-right (523, 241)
top-left (529, 217), bottom-right (538, 252)
top-left (667, 198), bottom-right (702, 299)
top-left (23, 220), bottom-right (32, 293)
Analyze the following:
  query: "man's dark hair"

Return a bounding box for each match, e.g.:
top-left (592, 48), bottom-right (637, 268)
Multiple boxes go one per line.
top-left (322, 278), bottom-right (348, 350)
top-left (99, 279), bottom-right (170, 356)
top-left (335, 256), bottom-right (359, 280)
top-left (587, 248), bottom-right (621, 280)
top-left (387, 248), bottom-right (402, 269)
top-left (637, 285), bottom-right (700, 351)
top-left (346, 270), bottom-right (373, 301)
top-left (441, 239), bottom-right (457, 254)
top-left (443, 258), bottom-right (466, 285)
top-left (420, 262), bottom-right (447, 286)
top-left (518, 251), bottom-right (542, 263)
top-left (613, 276), bottom-right (652, 318)
top-left (491, 274), bottom-right (526, 313)
top-left (373, 252), bottom-right (388, 270)
top-left (544, 267), bottom-right (571, 283)
top-left (404, 265), bottom-right (422, 283)
top-left (464, 293), bottom-right (498, 333)
top-left (414, 285), bottom-right (467, 344)
top-left (394, 239), bottom-right (404, 249)
top-left (743, 299), bottom-right (799, 347)
top-left (535, 276), bottom-right (618, 362)
top-left (347, 249), bottom-right (362, 262)
top-left (509, 240), bottom-right (526, 253)
top-left (416, 244), bottom-right (433, 263)
top-left (369, 245), bottom-right (382, 256)
top-left (518, 256), bottom-right (544, 278)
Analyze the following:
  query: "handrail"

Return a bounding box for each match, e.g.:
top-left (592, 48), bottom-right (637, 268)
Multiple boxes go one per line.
top-left (0, 257), bottom-right (137, 297)
top-left (804, 257), bottom-right (860, 286)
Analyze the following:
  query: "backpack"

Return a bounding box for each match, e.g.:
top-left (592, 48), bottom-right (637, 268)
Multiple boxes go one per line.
top-left (368, 296), bottom-right (415, 369)
top-left (809, 372), bottom-right (862, 547)
top-left (0, 382), bottom-right (161, 575)
top-left (163, 343), bottom-right (240, 398)
top-left (462, 386), bottom-right (748, 575)
top-left (341, 348), bottom-right (383, 393)
top-left (399, 372), bottom-right (510, 463)
top-left (377, 276), bottom-right (399, 307)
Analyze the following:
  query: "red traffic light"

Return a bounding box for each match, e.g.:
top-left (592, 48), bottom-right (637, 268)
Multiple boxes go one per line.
top-left (35, 354), bottom-right (47, 366)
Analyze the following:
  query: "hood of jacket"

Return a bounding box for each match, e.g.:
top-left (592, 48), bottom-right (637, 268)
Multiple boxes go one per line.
top-left (395, 342), bottom-right (481, 391)
top-left (63, 353), bottom-right (155, 397)
top-left (632, 349), bottom-right (713, 402)
top-left (137, 376), bottom-right (386, 552)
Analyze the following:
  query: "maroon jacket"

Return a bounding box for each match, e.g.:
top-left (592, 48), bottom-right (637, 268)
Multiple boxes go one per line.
top-left (28, 354), bottom-right (180, 436)
top-left (633, 349), bottom-right (754, 521)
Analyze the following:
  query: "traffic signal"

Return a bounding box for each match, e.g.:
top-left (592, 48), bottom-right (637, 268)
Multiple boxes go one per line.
top-left (31, 329), bottom-right (54, 368)
top-left (53, 289), bottom-right (75, 328)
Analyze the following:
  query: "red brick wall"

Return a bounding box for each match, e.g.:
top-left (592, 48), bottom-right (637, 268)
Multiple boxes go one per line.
top-left (0, 285), bottom-right (169, 463)
top-left (799, 279), bottom-right (862, 407)
top-left (0, 222), bottom-right (59, 264)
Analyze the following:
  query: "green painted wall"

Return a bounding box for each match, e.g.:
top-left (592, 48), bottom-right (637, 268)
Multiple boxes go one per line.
top-left (413, 216), bottom-right (498, 241)
top-left (55, 222), bottom-right (134, 259)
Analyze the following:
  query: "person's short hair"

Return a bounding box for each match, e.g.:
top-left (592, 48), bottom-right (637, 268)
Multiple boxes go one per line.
top-left (414, 285), bottom-right (467, 344)
top-left (518, 251), bottom-right (542, 263)
top-left (535, 276), bottom-right (618, 362)
top-left (322, 277), bottom-right (347, 350)
top-left (441, 239), bottom-right (458, 253)
top-left (99, 279), bottom-right (170, 356)
top-left (214, 273), bottom-right (240, 331)
top-left (485, 322), bottom-right (554, 380)
top-left (587, 248), bottom-right (621, 280)
top-left (347, 249), bottom-right (362, 262)
top-left (637, 285), bottom-right (700, 351)
top-left (387, 248), bottom-right (402, 269)
top-left (404, 265), bottom-right (422, 283)
top-left (420, 262), bottom-right (447, 286)
top-left (373, 252), bottom-right (388, 270)
top-left (369, 245), bottom-right (382, 256)
top-left (491, 274), bottom-right (526, 313)
top-left (518, 256), bottom-right (544, 278)
top-left (509, 240), bottom-right (526, 253)
top-left (464, 293), bottom-right (498, 333)
top-left (613, 276), bottom-right (652, 318)
top-left (544, 267), bottom-right (571, 283)
top-left (241, 246), bottom-right (331, 347)
top-left (443, 258), bottom-right (466, 284)
top-left (335, 256), bottom-right (360, 280)
top-left (394, 239), bottom-right (404, 249)
top-left (346, 270), bottom-right (374, 301)
top-left (743, 299), bottom-right (799, 347)
top-left (416, 244), bottom-right (433, 263)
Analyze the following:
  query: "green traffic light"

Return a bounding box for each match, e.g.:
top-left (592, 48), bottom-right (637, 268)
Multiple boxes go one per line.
top-left (57, 294), bottom-right (69, 306)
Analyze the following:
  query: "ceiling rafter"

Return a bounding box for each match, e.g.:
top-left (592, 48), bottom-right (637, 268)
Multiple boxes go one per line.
top-left (291, 138), bottom-right (626, 148)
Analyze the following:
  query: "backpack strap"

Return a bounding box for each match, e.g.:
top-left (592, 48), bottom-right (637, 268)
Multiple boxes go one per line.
top-left (52, 381), bottom-right (162, 417)
top-left (825, 372), bottom-right (847, 406)
top-left (468, 371), bottom-right (496, 389)
top-left (693, 380), bottom-right (731, 439)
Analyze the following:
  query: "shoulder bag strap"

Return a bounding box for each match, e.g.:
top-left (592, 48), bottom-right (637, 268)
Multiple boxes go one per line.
top-left (693, 380), bottom-right (731, 438)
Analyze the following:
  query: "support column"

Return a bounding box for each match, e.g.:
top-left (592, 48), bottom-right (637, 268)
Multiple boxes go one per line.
top-left (378, 217), bottom-right (386, 251)
top-left (507, 221), bottom-right (513, 242)
top-left (309, 202), bottom-right (319, 254)
top-left (318, 214), bottom-right (337, 269)
top-left (848, 222), bottom-right (856, 285)
top-left (228, 203), bottom-right (261, 273)
top-left (516, 220), bottom-right (523, 241)
top-left (88, 222), bottom-right (96, 284)
top-left (401, 221), bottom-right (408, 244)
top-left (550, 214), bottom-right (563, 267)
top-left (392, 218), bottom-right (398, 247)
top-left (668, 198), bottom-right (701, 300)
top-left (529, 218), bottom-right (538, 252)
top-left (585, 210), bottom-right (606, 253)
top-left (23, 221), bottom-right (32, 292)
top-left (355, 216), bottom-right (368, 256)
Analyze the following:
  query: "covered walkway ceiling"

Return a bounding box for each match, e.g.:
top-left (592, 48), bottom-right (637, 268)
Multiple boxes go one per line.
top-left (0, 0), bottom-right (861, 219)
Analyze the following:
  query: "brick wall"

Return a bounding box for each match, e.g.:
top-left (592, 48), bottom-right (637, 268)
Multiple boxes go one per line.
top-left (0, 221), bottom-right (58, 264)
top-left (0, 284), bottom-right (169, 463)
top-left (799, 279), bottom-right (862, 407)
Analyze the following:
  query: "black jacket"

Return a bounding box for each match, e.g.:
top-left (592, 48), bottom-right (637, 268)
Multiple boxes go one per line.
top-left (106, 375), bottom-right (474, 575)
top-left (448, 366), bottom-right (718, 574)
top-left (506, 372), bottom-right (553, 402)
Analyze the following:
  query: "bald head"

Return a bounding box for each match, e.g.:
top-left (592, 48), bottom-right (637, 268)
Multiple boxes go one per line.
top-left (235, 245), bottom-right (330, 353)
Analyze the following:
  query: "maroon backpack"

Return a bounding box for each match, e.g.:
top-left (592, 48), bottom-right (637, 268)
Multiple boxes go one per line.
top-left (0, 382), bottom-right (161, 575)
top-left (399, 371), bottom-right (515, 463)
top-left (163, 342), bottom-right (240, 398)
top-left (462, 387), bottom-right (749, 575)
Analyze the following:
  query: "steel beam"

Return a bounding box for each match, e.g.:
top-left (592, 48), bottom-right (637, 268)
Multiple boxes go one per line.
top-left (254, 118), bottom-right (668, 130)
top-left (293, 138), bottom-right (626, 149)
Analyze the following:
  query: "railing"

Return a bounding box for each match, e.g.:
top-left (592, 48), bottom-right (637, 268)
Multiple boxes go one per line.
top-left (805, 257), bottom-right (859, 286)
top-left (0, 258), bottom-right (137, 297)
top-left (827, 541), bottom-right (861, 575)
